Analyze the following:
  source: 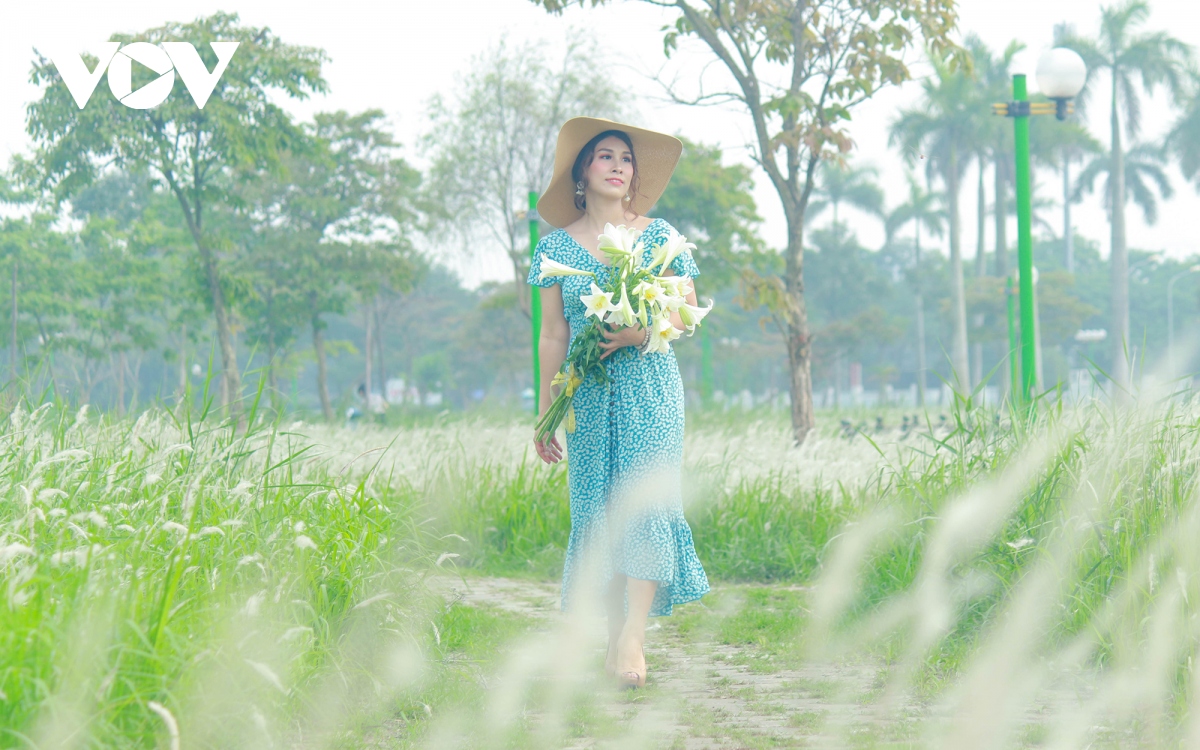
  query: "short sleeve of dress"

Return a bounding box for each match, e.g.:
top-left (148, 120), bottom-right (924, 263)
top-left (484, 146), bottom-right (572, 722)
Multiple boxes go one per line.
top-left (670, 247), bottom-right (701, 279)
top-left (526, 235), bottom-right (558, 288)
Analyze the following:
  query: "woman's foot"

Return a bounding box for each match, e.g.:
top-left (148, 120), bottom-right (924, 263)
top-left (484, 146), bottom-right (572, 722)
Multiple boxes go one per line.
top-left (604, 638), bottom-right (618, 677)
top-left (614, 633), bottom-right (646, 689)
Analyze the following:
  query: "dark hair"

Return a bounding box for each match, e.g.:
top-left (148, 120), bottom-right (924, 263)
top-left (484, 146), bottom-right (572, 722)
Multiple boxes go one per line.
top-left (571, 129), bottom-right (641, 213)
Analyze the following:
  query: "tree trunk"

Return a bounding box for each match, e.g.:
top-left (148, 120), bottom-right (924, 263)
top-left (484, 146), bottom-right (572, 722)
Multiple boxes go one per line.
top-left (1063, 152), bottom-right (1074, 273)
top-left (915, 222), bottom-right (927, 408)
top-left (266, 333), bottom-right (280, 411)
top-left (9, 259), bottom-right (16, 384)
top-left (1110, 82), bottom-right (1129, 391)
top-left (973, 155), bottom-right (987, 387)
top-left (784, 211), bottom-right (814, 445)
top-left (994, 155), bottom-right (1008, 278)
top-left (177, 324), bottom-right (187, 400)
top-left (976, 155), bottom-right (987, 278)
top-left (512, 249), bottom-right (531, 320)
top-left (116, 350), bottom-right (126, 416)
top-left (363, 301), bottom-right (373, 401)
top-left (374, 303), bottom-right (388, 398)
top-left (312, 316), bottom-right (333, 421)
top-left (947, 153), bottom-right (970, 390)
top-left (199, 248), bottom-right (241, 415)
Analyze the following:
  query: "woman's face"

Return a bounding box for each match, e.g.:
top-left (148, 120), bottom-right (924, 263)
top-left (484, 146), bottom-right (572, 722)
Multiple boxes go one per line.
top-left (584, 135), bottom-right (634, 202)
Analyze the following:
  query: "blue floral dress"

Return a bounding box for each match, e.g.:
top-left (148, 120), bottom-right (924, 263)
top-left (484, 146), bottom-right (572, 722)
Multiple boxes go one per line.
top-left (527, 217), bottom-right (710, 617)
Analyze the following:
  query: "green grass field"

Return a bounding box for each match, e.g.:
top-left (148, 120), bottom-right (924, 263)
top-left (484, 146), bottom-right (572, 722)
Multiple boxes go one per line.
top-left (4, 396), bottom-right (1200, 747)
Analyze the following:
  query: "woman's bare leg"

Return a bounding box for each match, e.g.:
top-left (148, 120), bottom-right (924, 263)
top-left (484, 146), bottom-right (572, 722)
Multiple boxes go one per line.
top-left (616, 577), bottom-right (657, 684)
top-left (605, 574), bottom-right (627, 674)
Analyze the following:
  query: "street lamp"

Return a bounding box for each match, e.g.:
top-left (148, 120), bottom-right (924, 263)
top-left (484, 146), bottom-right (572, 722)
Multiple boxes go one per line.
top-left (1167, 264), bottom-right (1200, 374)
top-left (993, 47), bottom-right (1087, 407)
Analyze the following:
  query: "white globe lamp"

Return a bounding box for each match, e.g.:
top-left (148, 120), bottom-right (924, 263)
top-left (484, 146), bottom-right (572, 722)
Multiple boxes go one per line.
top-left (1036, 48), bottom-right (1087, 119)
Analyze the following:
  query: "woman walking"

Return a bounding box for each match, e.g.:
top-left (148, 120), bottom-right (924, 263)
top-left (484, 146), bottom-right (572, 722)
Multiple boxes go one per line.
top-left (529, 117), bottom-right (709, 689)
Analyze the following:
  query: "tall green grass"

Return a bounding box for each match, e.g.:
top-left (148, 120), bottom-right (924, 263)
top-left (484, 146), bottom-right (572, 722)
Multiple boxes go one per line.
top-left (0, 402), bottom-right (437, 747)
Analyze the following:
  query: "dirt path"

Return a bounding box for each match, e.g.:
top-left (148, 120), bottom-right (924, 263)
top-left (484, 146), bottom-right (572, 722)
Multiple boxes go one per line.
top-left (429, 575), bottom-right (910, 749)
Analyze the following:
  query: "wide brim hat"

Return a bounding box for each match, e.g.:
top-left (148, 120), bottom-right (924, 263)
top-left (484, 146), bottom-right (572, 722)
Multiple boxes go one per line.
top-left (537, 117), bottom-right (683, 229)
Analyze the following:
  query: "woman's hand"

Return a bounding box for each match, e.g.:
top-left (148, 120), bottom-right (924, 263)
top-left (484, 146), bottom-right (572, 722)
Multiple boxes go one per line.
top-left (534, 431), bottom-right (564, 464)
top-left (598, 325), bottom-right (645, 360)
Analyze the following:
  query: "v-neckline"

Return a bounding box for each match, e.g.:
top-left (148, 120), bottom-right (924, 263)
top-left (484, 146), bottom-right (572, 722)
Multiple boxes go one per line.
top-left (560, 218), bottom-right (663, 270)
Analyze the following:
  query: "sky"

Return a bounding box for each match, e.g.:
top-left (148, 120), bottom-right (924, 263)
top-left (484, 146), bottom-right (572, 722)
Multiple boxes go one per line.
top-left (2, 0), bottom-right (1199, 288)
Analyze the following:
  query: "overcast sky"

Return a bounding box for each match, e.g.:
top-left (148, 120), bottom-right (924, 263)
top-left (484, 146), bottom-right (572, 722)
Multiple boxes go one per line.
top-left (3, 0), bottom-right (1198, 288)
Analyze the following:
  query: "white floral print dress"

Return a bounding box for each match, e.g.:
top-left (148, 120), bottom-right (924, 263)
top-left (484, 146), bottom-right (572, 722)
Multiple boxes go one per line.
top-left (528, 217), bottom-right (710, 616)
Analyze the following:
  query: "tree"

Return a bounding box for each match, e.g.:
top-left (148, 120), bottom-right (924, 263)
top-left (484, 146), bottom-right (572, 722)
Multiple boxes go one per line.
top-left (808, 161), bottom-right (885, 230)
top-left (1060, 0), bottom-right (1191, 388)
top-left (246, 110), bottom-right (423, 420)
top-left (1028, 116), bottom-right (1103, 273)
top-left (1165, 72), bottom-right (1200, 190)
top-left (965, 36), bottom-right (1022, 280)
top-left (886, 173), bottom-right (946, 406)
top-left (423, 35), bottom-right (622, 318)
top-left (24, 12), bottom-right (328, 417)
top-left (532, 0), bottom-right (961, 445)
top-left (890, 53), bottom-right (979, 389)
top-left (651, 135), bottom-right (764, 292)
top-left (1073, 142), bottom-right (1173, 225)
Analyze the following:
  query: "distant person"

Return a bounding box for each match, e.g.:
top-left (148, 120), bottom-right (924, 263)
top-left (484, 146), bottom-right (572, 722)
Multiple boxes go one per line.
top-left (529, 118), bottom-right (709, 690)
top-left (356, 383), bottom-right (387, 424)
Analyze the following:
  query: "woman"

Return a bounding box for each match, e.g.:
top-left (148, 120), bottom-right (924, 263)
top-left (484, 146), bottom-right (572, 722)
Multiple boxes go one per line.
top-left (528, 117), bottom-right (709, 689)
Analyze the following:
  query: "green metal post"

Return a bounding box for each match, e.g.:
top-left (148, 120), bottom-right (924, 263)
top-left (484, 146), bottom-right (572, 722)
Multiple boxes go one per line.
top-left (529, 191), bottom-right (542, 412)
top-left (1006, 276), bottom-right (1019, 405)
top-left (700, 325), bottom-right (714, 403)
top-left (1013, 74), bottom-right (1037, 405)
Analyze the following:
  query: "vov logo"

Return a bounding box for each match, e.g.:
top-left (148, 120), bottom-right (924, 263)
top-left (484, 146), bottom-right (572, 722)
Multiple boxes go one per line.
top-left (51, 42), bottom-right (239, 110)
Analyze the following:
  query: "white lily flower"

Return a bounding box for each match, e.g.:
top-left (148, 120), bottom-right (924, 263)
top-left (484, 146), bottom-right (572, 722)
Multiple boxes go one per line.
top-left (659, 276), bottom-right (693, 297)
top-left (645, 315), bottom-right (683, 354)
top-left (651, 230), bottom-right (696, 273)
top-left (597, 223), bottom-right (641, 260)
top-left (632, 279), bottom-right (665, 308)
top-left (659, 293), bottom-right (687, 313)
top-left (580, 282), bottom-right (617, 321)
top-left (605, 286), bottom-right (638, 328)
top-left (678, 299), bottom-right (715, 333)
top-left (537, 255), bottom-right (595, 282)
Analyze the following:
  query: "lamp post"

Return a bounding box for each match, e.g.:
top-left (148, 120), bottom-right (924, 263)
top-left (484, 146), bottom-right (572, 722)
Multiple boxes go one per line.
top-left (1167, 264), bottom-right (1200, 374)
top-left (993, 47), bottom-right (1087, 406)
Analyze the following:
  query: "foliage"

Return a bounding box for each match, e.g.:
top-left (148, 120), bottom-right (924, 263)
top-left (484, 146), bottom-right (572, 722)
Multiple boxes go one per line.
top-left (422, 34), bottom-right (622, 317)
top-left (530, 0), bottom-right (963, 445)
top-left (652, 136), bottom-right (764, 292)
top-left (23, 12), bottom-right (328, 413)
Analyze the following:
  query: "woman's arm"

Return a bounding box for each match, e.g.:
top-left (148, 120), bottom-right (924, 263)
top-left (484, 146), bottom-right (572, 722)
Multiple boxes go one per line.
top-left (535, 284), bottom-right (570, 463)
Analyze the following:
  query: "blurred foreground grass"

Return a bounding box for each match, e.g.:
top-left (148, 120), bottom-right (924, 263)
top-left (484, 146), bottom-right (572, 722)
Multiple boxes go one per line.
top-left (6, 396), bottom-right (1200, 746)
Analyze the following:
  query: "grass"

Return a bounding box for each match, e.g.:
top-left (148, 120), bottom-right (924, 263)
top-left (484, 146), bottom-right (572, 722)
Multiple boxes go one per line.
top-left (11, 391), bottom-right (1200, 746)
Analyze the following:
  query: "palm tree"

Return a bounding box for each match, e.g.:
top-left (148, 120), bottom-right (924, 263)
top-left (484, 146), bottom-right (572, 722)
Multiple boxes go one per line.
top-left (966, 36), bottom-right (1023, 280)
top-left (887, 173), bottom-right (946, 407)
top-left (1060, 1), bottom-right (1191, 388)
top-left (809, 161), bottom-right (885, 231)
top-left (1073, 142), bottom-right (1174, 225)
top-left (1165, 72), bottom-right (1200, 188)
top-left (1029, 115), bottom-right (1103, 273)
top-left (890, 54), bottom-right (979, 389)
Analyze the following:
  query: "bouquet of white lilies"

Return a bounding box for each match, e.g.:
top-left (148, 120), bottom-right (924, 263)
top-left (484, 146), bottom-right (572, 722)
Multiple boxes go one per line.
top-left (534, 223), bottom-right (713, 442)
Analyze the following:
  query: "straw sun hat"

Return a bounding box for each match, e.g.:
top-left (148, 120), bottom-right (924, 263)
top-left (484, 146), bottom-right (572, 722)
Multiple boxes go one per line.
top-left (536, 117), bottom-right (683, 229)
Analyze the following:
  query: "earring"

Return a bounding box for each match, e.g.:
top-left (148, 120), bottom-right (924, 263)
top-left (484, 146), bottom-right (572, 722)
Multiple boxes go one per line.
top-left (575, 181), bottom-right (585, 196)
top-left (623, 194), bottom-right (632, 202)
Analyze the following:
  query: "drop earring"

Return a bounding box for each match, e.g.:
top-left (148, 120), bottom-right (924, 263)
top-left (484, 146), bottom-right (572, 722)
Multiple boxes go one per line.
top-left (575, 181), bottom-right (585, 196)
top-left (623, 194), bottom-right (632, 202)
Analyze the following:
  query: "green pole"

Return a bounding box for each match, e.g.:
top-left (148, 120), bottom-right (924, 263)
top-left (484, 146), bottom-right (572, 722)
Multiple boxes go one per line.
top-left (529, 191), bottom-right (542, 413)
top-left (1006, 276), bottom-right (1019, 405)
top-left (1013, 74), bottom-right (1036, 405)
top-left (700, 325), bottom-right (714, 403)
